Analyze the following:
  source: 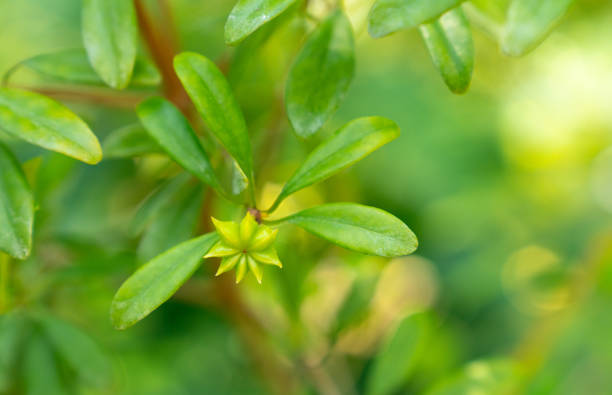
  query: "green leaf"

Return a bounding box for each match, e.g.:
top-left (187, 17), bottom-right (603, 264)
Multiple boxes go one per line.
top-left (22, 49), bottom-right (160, 87)
top-left (102, 124), bottom-right (162, 158)
top-left (420, 8), bottom-right (474, 94)
top-left (285, 10), bottom-right (355, 138)
top-left (366, 313), bottom-right (431, 395)
top-left (23, 334), bottom-right (67, 395)
top-left (270, 117), bottom-right (399, 211)
top-left (0, 313), bottom-right (27, 392)
top-left (137, 97), bottom-right (221, 191)
top-left (35, 312), bottom-right (112, 387)
top-left (225, 0), bottom-right (299, 45)
top-left (111, 232), bottom-right (219, 329)
top-left (138, 182), bottom-right (204, 262)
top-left (502, 0), bottom-right (573, 56)
top-left (0, 144), bottom-right (34, 259)
top-left (0, 88), bottom-right (102, 164)
top-left (82, 0), bottom-right (138, 89)
top-left (331, 273), bottom-right (378, 340)
top-left (174, 52), bottom-right (254, 183)
top-left (368, 0), bottom-right (463, 38)
top-left (281, 203), bottom-right (417, 257)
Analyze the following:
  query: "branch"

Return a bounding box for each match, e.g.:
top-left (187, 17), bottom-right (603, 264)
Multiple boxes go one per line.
top-left (12, 85), bottom-right (147, 109)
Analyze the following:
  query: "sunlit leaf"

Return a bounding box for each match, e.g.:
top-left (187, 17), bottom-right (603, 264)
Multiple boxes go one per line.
top-left (35, 312), bottom-right (112, 387)
top-left (0, 88), bottom-right (102, 164)
top-left (502, 0), bottom-right (573, 56)
top-left (420, 8), bottom-right (474, 94)
top-left (225, 0), bottom-right (298, 45)
top-left (366, 312), bottom-right (431, 395)
top-left (368, 0), bottom-right (463, 38)
top-left (137, 97), bottom-right (221, 191)
top-left (285, 10), bottom-right (355, 138)
top-left (0, 144), bottom-right (34, 259)
top-left (23, 334), bottom-right (67, 395)
top-left (82, 0), bottom-right (138, 89)
top-left (270, 117), bottom-right (399, 211)
top-left (281, 203), bottom-right (417, 257)
top-left (102, 124), bottom-right (162, 158)
top-left (174, 52), bottom-right (254, 183)
top-left (22, 49), bottom-right (160, 87)
top-left (111, 232), bottom-right (219, 329)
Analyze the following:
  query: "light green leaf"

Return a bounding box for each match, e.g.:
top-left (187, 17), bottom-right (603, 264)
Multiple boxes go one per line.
top-left (82, 0), bottom-right (138, 89)
top-left (111, 232), bottom-right (219, 329)
top-left (270, 117), bottom-right (399, 211)
top-left (502, 0), bottom-right (573, 56)
top-left (174, 52), bottom-right (254, 183)
top-left (102, 124), bottom-right (162, 158)
top-left (35, 312), bottom-right (112, 387)
top-left (0, 88), bottom-right (102, 164)
top-left (420, 8), bottom-right (474, 94)
top-left (368, 0), bottom-right (463, 38)
top-left (366, 313), bottom-right (431, 395)
top-left (286, 10), bottom-right (355, 138)
top-left (281, 203), bottom-right (417, 257)
top-left (0, 313), bottom-right (26, 392)
top-left (225, 0), bottom-right (298, 45)
top-left (138, 182), bottom-right (204, 262)
top-left (0, 144), bottom-right (34, 259)
top-left (22, 49), bottom-right (160, 87)
top-left (137, 97), bottom-right (221, 191)
top-left (23, 334), bottom-right (67, 395)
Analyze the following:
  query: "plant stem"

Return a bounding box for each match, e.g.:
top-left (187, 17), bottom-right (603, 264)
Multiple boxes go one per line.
top-left (9, 85), bottom-right (146, 108)
top-left (0, 253), bottom-right (10, 313)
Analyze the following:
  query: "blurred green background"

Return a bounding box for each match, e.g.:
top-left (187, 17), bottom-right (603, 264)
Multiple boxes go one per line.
top-left (2, 0), bottom-right (612, 394)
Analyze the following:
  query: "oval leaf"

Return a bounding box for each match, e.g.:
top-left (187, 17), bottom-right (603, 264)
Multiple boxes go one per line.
top-left (174, 52), bottom-right (254, 183)
top-left (137, 97), bottom-right (221, 191)
top-left (111, 232), bottom-right (219, 329)
top-left (420, 8), bottom-right (474, 94)
top-left (23, 49), bottom-right (160, 87)
top-left (35, 312), bottom-right (112, 387)
top-left (23, 334), bottom-right (67, 395)
top-left (366, 313), bottom-right (431, 395)
top-left (283, 203), bottom-right (417, 257)
top-left (0, 144), bottom-right (34, 259)
top-left (102, 124), bottom-right (162, 158)
top-left (368, 0), bottom-right (463, 38)
top-left (0, 88), bottom-right (102, 164)
top-left (502, 0), bottom-right (573, 56)
top-left (82, 0), bottom-right (138, 89)
top-left (270, 117), bottom-right (399, 211)
top-left (225, 0), bottom-right (298, 45)
top-left (286, 11), bottom-right (355, 138)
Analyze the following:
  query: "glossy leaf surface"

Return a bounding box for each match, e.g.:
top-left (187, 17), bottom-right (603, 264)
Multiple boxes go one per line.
top-left (225, 0), bottom-right (298, 45)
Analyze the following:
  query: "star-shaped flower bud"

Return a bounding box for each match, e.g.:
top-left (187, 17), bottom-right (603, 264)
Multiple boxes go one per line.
top-left (205, 212), bottom-right (282, 284)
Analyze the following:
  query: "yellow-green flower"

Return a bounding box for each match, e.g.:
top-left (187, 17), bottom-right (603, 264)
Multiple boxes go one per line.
top-left (205, 212), bottom-right (282, 283)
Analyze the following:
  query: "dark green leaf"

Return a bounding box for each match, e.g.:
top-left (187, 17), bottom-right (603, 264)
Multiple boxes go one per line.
top-left (270, 117), bottom-right (399, 211)
top-left (0, 313), bottom-right (26, 392)
top-left (225, 0), bottom-right (299, 45)
top-left (111, 232), bottom-right (219, 329)
top-left (23, 334), bottom-right (67, 395)
top-left (82, 0), bottom-right (138, 89)
top-left (137, 97), bottom-right (221, 191)
top-left (0, 88), bottom-right (102, 164)
top-left (285, 10), bottom-right (355, 138)
top-left (282, 203), bottom-right (417, 257)
top-left (502, 0), bottom-right (573, 56)
top-left (138, 182), bottom-right (204, 262)
top-left (420, 8), bottom-right (474, 94)
top-left (174, 52), bottom-right (254, 183)
top-left (368, 0), bottom-right (463, 38)
top-left (0, 144), bottom-right (34, 259)
top-left (102, 124), bottom-right (162, 158)
top-left (426, 359), bottom-right (520, 395)
top-left (366, 313), bottom-right (431, 395)
top-left (35, 312), bottom-right (112, 387)
top-left (22, 49), bottom-right (160, 87)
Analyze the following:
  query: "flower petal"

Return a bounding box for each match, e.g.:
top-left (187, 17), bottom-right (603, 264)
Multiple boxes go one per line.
top-left (205, 241), bottom-right (239, 258)
top-left (251, 248), bottom-right (282, 268)
top-left (215, 253), bottom-right (241, 276)
top-left (249, 226), bottom-right (278, 251)
top-left (211, 217), bottom-right (241, 248)
top-left (240, 212), bottom-right (258, 245)
top-left (235, 255), bottom-right (247, 284)
top-left (247, 255), bottom-right (262, 284)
